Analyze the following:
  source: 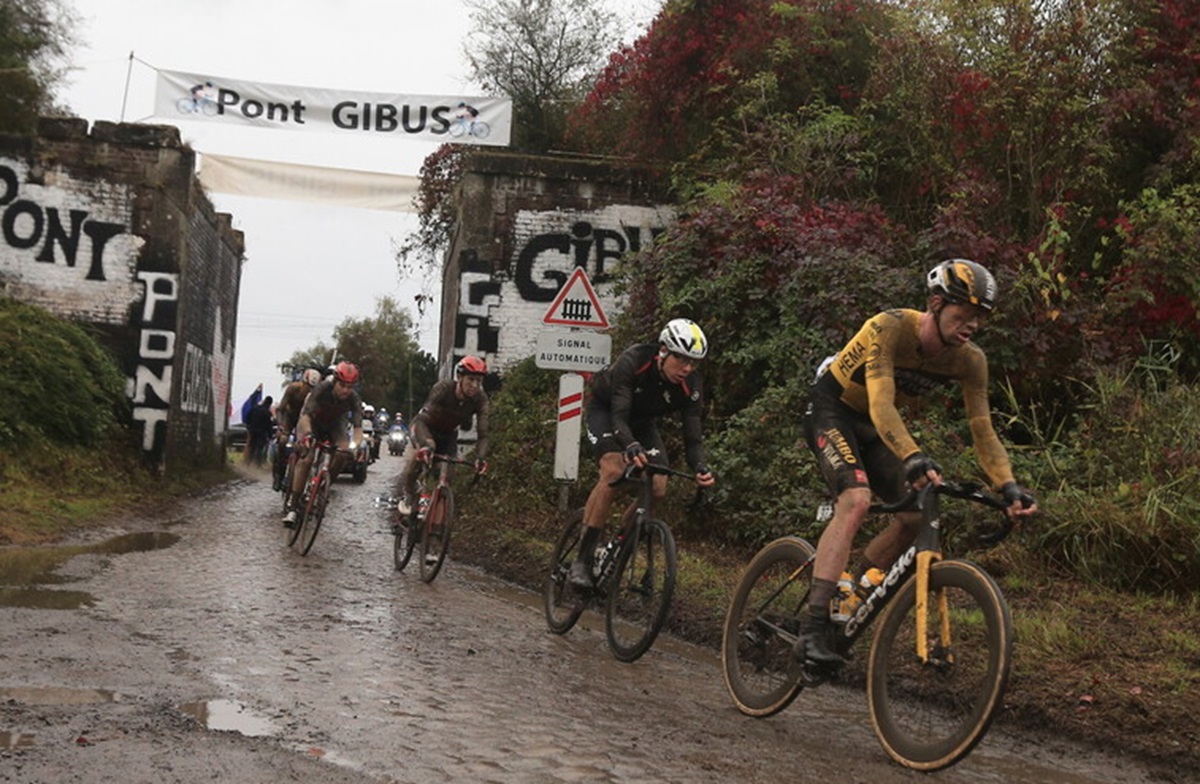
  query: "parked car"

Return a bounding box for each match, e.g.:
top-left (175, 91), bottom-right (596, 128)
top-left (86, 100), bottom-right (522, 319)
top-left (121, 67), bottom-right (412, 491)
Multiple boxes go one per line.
top-left (225, 422), bottom-right (247, 452)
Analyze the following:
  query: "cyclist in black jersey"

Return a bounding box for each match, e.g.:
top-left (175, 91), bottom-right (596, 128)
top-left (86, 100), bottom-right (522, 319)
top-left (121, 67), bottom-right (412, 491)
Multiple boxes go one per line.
top-left (569, 318), bottom-right (717, 588)
top-left (797, 259), bottom-right (1038, 665)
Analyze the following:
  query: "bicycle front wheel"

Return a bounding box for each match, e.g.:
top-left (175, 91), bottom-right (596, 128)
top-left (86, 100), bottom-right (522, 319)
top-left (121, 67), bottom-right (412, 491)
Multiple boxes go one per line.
top-left (418, 487), bottom-right (453, 583)
top-left (543, 509), bottom-right (587, 634)
top-left (296, 470), bottom-right (329, 556)
top-left (867, 559), bottom-right (1013, 771)
top-left (605, 518), bottom-right (676, 663)
top-left (393, 508), bottom-right (418, 572)
top-left (720, 536), bottom-right (813, 717)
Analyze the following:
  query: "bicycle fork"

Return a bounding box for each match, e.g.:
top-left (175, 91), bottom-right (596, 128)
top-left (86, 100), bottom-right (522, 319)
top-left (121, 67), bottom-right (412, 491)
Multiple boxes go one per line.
top-left (914, 549), bottom-right (949, 666)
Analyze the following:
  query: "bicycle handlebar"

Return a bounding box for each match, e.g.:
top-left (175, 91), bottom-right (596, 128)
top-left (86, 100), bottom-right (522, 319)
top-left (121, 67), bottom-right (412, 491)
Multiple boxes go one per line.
top-left (870, 480), bottom-right (1014, 547)
top-left (423, 452), bottom-right (486, 478)
top-left (610, 462), bottom-right (704, 487)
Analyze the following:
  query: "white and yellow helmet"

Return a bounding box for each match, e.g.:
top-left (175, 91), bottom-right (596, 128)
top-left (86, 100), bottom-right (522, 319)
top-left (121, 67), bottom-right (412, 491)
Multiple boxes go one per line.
top-left (659, 318), bottom-right (708, 360)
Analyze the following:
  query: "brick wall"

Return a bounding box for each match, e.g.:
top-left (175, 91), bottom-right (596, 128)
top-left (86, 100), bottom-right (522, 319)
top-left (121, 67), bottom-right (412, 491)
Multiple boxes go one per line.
top-left (439, 151), bottom-right (675, 377)
top-left (0, 118), bottom-right (244, 471)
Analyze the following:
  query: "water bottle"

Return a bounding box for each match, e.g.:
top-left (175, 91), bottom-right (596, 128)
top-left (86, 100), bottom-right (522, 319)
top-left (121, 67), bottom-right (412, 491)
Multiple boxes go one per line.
top-left (829, 571), bottom-right (856, 623)
top-left (593, 539), bottom-right (617, 580)
top-left (831, 568), bottom-right (886, 623)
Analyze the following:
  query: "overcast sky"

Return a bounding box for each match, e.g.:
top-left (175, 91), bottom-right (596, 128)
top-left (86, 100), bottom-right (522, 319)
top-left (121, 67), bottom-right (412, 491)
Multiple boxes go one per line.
top-left (58, 0), bottom-right (658, 420)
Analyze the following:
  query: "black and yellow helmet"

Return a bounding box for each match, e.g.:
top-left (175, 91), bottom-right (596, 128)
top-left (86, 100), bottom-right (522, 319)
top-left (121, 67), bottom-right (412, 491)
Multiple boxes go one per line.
top-left (659, 318), bottom-right (708, 359)
top-left (926, 259), bottom-right (997, 312)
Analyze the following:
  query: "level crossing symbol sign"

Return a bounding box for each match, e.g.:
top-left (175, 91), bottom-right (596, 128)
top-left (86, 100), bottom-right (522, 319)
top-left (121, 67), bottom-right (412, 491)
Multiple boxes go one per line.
top-left (542, 267), bottom-right (609, 329)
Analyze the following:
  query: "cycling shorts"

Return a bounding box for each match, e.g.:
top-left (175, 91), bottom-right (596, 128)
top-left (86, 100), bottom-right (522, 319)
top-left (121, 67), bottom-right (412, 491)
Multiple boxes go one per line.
top-left (586, 404), bottom-right (669, 466)
top-left (804, 387), bottom-right (907, 502)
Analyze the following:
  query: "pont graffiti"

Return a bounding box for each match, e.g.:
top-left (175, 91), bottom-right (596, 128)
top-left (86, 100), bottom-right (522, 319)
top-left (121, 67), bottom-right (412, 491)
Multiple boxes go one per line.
top-left (131, 271), bottom-right (178, 454)
top-left (0, 163), bottom-right (128, 281)
top-left (514, 221), bottom-right (662, 302)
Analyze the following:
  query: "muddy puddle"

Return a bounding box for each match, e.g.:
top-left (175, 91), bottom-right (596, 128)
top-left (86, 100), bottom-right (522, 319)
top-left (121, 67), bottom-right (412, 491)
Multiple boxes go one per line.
top-left (0, 530), bottom-right (179, 609)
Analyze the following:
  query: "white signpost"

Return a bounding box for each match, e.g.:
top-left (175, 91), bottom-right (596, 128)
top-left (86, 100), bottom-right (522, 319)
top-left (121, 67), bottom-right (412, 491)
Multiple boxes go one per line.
top-left (536, 268), bottom-right (610, 493)
top-left (554, 374), bottom-right (585, 481)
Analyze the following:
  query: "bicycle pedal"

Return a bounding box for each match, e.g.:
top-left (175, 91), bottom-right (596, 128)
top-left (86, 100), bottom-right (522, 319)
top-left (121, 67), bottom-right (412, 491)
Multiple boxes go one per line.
top-left (801, 661), bottom-right (841, 684)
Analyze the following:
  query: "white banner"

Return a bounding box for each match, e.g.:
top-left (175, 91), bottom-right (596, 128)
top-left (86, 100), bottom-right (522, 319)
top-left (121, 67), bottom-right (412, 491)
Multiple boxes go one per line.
top-left (198, 154), bottom-right (419, 212)
top-left (154, 69), bottom-right (511, 146)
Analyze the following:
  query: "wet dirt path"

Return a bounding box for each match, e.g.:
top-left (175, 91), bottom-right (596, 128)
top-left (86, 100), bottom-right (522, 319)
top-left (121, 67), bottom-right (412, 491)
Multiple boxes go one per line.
top-left (0, 457), bottom-right (1164, 783)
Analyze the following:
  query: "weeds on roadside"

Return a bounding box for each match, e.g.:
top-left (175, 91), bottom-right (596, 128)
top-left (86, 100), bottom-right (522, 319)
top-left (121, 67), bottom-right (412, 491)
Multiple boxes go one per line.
top-left (996, 344), bottom-right (1200, 595)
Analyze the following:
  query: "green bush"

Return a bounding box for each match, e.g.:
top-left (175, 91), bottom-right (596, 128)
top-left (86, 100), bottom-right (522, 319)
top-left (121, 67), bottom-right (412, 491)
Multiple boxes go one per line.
top-left (0, 299), bottom-right (127, 449)
top-left (1011, 364), bottom-right (1200, 595)
top-left (477, 357), bottom-right (595, 521)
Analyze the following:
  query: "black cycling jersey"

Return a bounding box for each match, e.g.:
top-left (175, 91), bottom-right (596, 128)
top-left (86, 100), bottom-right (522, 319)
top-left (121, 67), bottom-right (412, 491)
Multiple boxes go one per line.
top-left (588, 343), bottom-right (706, 471)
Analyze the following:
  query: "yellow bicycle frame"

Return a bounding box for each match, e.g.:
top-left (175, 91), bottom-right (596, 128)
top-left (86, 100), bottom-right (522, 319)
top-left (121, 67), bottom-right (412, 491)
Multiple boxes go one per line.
top-left (913, 549), bottom-right (948, 664)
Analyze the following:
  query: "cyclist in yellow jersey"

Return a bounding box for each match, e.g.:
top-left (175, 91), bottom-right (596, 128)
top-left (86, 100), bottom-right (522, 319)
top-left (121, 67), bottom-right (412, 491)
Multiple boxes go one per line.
top-left (798, 259), bottom-right (1038, 665)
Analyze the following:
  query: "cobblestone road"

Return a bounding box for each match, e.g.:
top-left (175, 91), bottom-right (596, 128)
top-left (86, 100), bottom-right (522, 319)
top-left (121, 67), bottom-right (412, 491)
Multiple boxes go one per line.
top-left (0, 458), bottom-right (1162, 783)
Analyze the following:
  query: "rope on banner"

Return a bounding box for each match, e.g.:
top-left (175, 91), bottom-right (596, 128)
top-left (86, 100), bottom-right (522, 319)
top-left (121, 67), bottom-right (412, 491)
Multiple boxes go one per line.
top-left (118, 53), bottom-right (162, 124)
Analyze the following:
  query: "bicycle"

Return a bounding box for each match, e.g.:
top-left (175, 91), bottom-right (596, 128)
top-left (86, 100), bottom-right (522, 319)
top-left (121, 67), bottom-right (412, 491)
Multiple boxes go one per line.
top-left (721, 480), bottom-right (1014, 771)
top-left (392, 453), bottom-right (478, 583)
top-left (285, 437), bottom-right (356, 556)
top-left (176, 95), bottom-right (219, 116)
top-left (273, 432), bottom-right (294, 494)
top-left (448, 117), bottom-right (490, 139)
top-left (543, 463), bottom-right (693, 663)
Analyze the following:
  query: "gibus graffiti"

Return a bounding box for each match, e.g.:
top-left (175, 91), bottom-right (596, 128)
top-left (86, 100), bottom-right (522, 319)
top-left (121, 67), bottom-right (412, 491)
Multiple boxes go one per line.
top-left (450, 203), bottom-right (674, 393)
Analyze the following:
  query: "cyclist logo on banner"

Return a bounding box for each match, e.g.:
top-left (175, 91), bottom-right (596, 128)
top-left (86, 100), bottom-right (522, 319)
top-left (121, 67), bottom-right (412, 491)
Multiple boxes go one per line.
top-left (177, 80), bottom-right (219, 116)
top-left (449, 102), bottom-right (490, 139)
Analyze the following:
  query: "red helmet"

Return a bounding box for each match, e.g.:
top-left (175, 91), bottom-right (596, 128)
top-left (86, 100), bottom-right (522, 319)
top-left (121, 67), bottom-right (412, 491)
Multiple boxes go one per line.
top-left (333, 361), bottom-right (359, 385)
top-left (455, 355), bottom-right (487, 378)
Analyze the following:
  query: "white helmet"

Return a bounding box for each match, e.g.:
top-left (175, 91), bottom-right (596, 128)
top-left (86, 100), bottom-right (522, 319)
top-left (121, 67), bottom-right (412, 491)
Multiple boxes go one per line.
top-left (659, 318), bottom-right (708, 360)
top-left (302, 368), bottom-right (321, 386)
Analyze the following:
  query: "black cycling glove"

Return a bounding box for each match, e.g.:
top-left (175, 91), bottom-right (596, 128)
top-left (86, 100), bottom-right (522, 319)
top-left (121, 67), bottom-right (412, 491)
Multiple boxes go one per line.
top-left (903, 452), bottom-right (942, 484)
top-left (624, 441), bottom-right (646, 462)
top-left (1000, 481), bottom-right (1036, 509)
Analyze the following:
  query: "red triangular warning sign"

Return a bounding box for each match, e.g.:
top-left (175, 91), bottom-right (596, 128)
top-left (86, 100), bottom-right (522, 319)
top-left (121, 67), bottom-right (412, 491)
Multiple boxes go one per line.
top-left (542, 267), bottom-right (609, 328)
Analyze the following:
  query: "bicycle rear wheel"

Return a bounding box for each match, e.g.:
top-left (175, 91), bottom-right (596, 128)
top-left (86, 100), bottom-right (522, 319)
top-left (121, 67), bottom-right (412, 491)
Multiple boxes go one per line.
top-left (867, 559), bottom-right (1013, 771)
top-left (418, 486), bottom-right (453, 583)
top-left (281, 455), bottom-right (297, 513)
top-left (605, 518), bottom-right (677, 663)
top-left (721, 536), bottom-right (813, 717)
top-left (296, 470), bottom-right (329, 556)
top-left (543, 509), bottom-right (587, 634)
top-left (393, 508), bottom-right (418, 571)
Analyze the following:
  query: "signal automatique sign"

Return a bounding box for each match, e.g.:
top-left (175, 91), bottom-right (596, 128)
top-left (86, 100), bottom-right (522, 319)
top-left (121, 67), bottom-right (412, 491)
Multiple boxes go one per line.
top-left (535, 330), bottom-right (612, 372)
